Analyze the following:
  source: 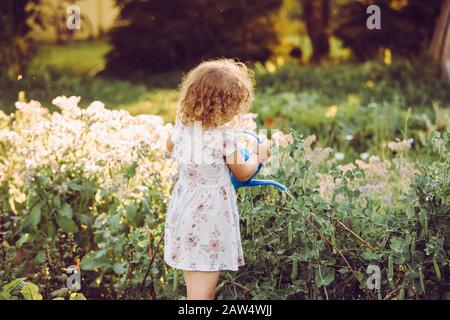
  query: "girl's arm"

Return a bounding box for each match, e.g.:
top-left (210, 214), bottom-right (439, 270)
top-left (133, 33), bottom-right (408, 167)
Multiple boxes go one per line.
top-left (166, 134), bottom-right (174, 152)
top-left (226, 142), bottom-right (271, 182)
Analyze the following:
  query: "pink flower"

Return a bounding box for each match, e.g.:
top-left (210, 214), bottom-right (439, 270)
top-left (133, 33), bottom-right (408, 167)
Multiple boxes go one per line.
top-left (208, 239), bottom-right (220, 253)
top-left (186, 233), bottom-right (199, 247)
top-left (196, 203), bottom-right (206, 212)
top-left (220, 186), bottom-right (228, 200)
top-left (188, 169), bottom-right (198, 181)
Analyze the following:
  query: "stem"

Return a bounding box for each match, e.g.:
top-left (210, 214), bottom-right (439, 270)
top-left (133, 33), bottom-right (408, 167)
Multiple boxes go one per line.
top-left (139, 231), bottom-right (164, 296)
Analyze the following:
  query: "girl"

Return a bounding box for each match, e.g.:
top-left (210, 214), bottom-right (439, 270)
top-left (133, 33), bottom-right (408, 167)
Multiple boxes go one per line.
top-left (164, 59), bottom-right (271, 300)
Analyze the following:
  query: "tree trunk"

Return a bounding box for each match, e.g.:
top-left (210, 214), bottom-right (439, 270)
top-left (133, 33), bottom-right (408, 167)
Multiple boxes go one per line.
top-left (430, 0), bottom-right (450, 81)
top-left (301, 0), bottom-right (331, 64)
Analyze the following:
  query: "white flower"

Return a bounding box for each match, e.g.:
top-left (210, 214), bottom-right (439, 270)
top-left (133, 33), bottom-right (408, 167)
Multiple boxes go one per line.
top-left (387, 138), bottom-right (414, 152)
top-left (271, 131), bottom-right (293, 148)
top-left (225, 113), bottom-right (258, 130)
top-left (360, 152), bottom-right (369, 160)
top-left (4, 97), bottom-right (177, 204)
top-left (345, 134), bottom-right (353, 141)
top-left (334, 152), bottom-right (345, 161)
top-left (338, 163), bottom-right (356, 173)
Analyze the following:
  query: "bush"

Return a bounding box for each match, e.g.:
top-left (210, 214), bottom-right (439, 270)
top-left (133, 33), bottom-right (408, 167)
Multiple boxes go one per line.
top-left (0, 97), bottom-right (176, 299)
top-left (1, 98), bottom-right (449, 299)
top-left (106, 0), bottom-right (283, 76)
top-left (333, 0), bottom-right (441, 60)
top-left (0, 0), bottom-right (40, 83)
top-left (221, 131), bottom-right (449, 299)
top-left (253, 60), bottom-right (450, 157)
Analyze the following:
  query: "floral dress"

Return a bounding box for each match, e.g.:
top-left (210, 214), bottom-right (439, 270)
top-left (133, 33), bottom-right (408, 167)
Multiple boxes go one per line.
top-left (164, 123), bottom-right (245, 271)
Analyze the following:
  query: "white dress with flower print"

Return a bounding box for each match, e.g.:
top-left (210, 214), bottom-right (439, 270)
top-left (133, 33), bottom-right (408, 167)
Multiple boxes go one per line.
top-left (164, 123), bottom-right (245, 271)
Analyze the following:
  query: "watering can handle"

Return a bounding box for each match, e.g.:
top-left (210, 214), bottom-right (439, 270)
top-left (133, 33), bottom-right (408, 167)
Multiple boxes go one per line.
top-left (230, 131), bottom-right (292, 197)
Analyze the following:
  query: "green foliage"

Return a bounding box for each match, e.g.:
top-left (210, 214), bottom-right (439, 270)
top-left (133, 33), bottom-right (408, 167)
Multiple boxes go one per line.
top-left (1, 38), bottom-right (450, 299)
top-left (29, 40), bottom-right (112, 77)
top-left (333, 0), bottom-right (441, 60)
top-left (2, 125), bottom-right (449, 299)
top-left (254, 59), bottom-right (450, 157)
top-left (106, 0), bottom-right (283, 75)
top-left (217, 130), bottom-right (449, 299)
top-left (0, 277), bottom-right (86, 300)
top-left (0, 0), bottom-right (40, 82)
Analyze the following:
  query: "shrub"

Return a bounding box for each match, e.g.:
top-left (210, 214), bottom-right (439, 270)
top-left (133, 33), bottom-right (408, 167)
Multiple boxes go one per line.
top-left (0, 97), bottom-right (176, 299)
top-left (333, 0), bottom-right (441, 60)
top-left (0, 0), bottom-right (41, 82)
top-left (106, 0), bottom-right (283, 76)
top-left (218, 129), bottom-right (449, 299)
top-left (1, 97), bottom-right (449, 300)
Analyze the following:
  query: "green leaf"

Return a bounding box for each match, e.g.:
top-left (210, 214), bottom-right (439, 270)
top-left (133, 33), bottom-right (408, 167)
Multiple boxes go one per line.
top-left (50, 288), bottom-right (69, 298)
top-left (80, 250), bottom-right (111, 271)
top-left (78, 213), bottom-right (94, 225)
top-left (21, 282), bottom-right (43, 300)
top-left (69, 292), bottom-right (86, 300)
top-left (58, 204), bottom-right (73, 219)
top-left (52, 195), bottom-right (61, 208)
top-left (108, 213), bottom-right (121, 230)
top-left (173, 271), bottom-right (178, 292)
top-left (419, 211), bottom-right (428, 236)
top-left (315, 267), bottom-right (335, 287)
top-left (125, 203), bottom-right (138, 225)
top-left (68, 182), bottom-right (81, 191)
top-left (56, 216), bottom-right (79, 233)
top-left (406, 207), bottom-right (415, 218)
top-left (398, 288), bottom-right (405, 300)
top-left (46, 220), bottom-right (56, 238)
top-left (388, 255), bottom-right (394, 289)
top-left (419, 265), bottom-right (426, 294)
top-left (1, 278), bottom-right (25, 297)
top-left (29, 203), bottom-right (42, 228)
top-left (113, 262), bottom-right (127, 275)
top-left (290, 260), bottom-right (298, 281)
top-left (287, 221), bottom-right (293, 246)
top-left (35, 251), bottom-right (45, 264)
top-left (141, 198), bottom-right (149, 211)
top-left (433, 259), bottom-right (442, 281)
top-left (16, 233), bottom-right (34, 247)
top-left (124, 161), bottom-right (138, 179)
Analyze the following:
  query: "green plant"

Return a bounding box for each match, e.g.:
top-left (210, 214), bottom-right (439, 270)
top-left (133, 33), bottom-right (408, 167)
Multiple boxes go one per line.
top-left (106, 0), bottom-right (282, 75)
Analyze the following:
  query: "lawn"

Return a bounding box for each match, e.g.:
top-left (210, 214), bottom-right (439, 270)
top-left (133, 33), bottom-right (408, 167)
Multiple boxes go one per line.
top-left (1, 40), bottom-right (180, 121)
top-left (29, 40), bottom-right (112, 76)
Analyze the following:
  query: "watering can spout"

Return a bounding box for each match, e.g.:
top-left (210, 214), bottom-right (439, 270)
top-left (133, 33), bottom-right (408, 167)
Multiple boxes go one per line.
top-left (245, 179), bottom-right (288, 192)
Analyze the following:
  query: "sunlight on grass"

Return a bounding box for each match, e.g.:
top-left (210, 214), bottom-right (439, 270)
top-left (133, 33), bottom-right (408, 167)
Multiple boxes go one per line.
top-left (29, 40), bottom-right (112, 76)
top-left (118, 89), bottom-right (179, 122)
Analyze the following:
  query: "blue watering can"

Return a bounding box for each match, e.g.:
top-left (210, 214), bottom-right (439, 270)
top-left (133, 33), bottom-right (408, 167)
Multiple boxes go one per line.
top-left (230, 131), bottom-right (291, 194)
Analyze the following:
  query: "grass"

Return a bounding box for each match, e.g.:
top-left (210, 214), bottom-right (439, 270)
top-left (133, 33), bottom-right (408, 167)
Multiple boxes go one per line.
top-left (2, 39), bottom-right (449, 143)
top-left (29, 40), bottom-right (112, 76)
top-left (1, 40), bottom-right (180, 121)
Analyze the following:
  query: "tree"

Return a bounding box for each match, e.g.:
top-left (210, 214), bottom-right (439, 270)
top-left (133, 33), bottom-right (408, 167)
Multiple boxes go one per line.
top-left (0, 0), bottom-right (40, 83)
top-left (430, 0), bottom-right (450, 81)
top-left (301, 0), bottom-right (331, 64)
top-left (106, 0), bottom-right (283, 76)
top-left (333, 0), bottom-right (442, 61)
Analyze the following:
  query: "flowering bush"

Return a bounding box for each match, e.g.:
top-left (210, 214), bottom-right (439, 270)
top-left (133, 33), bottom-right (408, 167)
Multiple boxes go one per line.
top-left (222, 131), bottom-right (449, 299)
top-left (1, 97), bottom-right (449, 299)
top-left (1, 97), bottom-right (176, 298)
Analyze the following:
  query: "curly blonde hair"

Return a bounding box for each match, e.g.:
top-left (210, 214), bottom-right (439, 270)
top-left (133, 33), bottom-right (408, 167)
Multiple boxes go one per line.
top-left (177, 59), bottom-right (254, 128)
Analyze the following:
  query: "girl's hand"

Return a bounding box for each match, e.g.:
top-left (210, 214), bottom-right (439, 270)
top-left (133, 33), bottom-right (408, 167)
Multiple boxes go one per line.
top-left (257, 142), bottom-right (272, 163)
